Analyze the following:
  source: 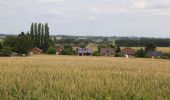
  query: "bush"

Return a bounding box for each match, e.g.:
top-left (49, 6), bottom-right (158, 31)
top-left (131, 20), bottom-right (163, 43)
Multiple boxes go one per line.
top-left (93, 51), bottom-right (100, 56)
top-left (1, 47), bottom-right (12, 55)
top-left (61, 44), bottom-right (76, 55)
top-left (162, 53), bottom-right (170, 59)
top-left (136, 48), bottom-right (146, 58)
top-left (115, 53), bottom-right (122, 57)
top-left (47, 47), bottom-right (56, 55)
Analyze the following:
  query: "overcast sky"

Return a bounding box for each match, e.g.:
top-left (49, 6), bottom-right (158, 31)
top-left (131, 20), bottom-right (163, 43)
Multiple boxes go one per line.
top-left (0, 0), bottom-right (170, 37)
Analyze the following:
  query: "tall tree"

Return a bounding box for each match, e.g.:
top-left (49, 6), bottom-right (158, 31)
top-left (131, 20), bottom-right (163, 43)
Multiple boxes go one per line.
top-left (34, 23), bottom-right (38, 47)
top-left (38, 23), bottom-right (42, 48)
top-left (41, 24), bottom-right (45, 49)
top-left (30, 23), bottom-right (34, 40)
top-left (44, 23), bottom-right (50, 51)
top-left (29, 23), bottom-right (52, 52)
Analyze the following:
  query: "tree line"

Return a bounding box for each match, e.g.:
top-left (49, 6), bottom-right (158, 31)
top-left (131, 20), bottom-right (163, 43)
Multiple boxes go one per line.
top-left (30, 23), bottom-right (52, 51)
top-left (115, 38), bottom-right (170, 47)
top-left (0, 23), bottom-right (53, 55)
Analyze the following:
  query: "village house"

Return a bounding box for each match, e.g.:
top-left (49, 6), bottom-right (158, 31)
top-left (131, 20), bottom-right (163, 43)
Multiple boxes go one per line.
top-left (77, 48), bottom-right (92, 56)
top-left (100, 48), bottom-right (115, 56)
top-left (122, 47), bottom-right (135, 57)
top-left (147, 51), bottom-right (162, 58)
top-left (30, 47), bottom-right (43, 55)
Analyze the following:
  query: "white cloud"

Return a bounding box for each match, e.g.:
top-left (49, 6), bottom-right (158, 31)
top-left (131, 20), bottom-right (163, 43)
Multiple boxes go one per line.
top-left (0, 0), bottom-right (170, 37)
top-left (37, 0), bottom-right (64, 3)
top-left (131, 0), bottom-right (147, 9)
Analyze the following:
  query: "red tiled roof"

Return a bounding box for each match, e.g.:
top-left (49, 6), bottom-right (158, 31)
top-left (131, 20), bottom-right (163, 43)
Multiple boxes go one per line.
top-left (122, 48), bottom-right (135, 55)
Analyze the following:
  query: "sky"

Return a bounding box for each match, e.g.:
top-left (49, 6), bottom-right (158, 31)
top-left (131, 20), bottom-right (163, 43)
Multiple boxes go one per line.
top-left (0, 0), bottom-right (170, 37)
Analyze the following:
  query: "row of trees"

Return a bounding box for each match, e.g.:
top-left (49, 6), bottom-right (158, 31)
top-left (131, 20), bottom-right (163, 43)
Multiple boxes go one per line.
top-left (116, 38), bottom-right (170, 47)
top-left (1, 32), bottom-right (32, 55)
top-left (30, 23), bottom-right (52, 51)
top-left (0, 23), bottom-right (53, 55)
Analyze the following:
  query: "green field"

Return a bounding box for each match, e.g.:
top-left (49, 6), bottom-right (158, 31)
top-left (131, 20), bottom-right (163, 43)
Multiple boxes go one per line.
top-left (0, 55), bottom-right (170, 100)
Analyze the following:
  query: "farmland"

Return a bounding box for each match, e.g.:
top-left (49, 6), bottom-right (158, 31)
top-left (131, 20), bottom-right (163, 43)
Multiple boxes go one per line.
top-left (0, 55), bottom-right (170, 99)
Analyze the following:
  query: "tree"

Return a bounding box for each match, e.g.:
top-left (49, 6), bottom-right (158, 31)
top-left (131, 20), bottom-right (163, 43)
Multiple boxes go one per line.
top-left (136, 48), bottom-right (145, 58)
top-left (15, 32), bottom-right (33, 55)
top-left (30, 23), bottom-right (34, 40)
top-left (41, 24), bottom-right (44, 49)
top-left (1, 47), bottom-right (12, 55)
top-left (34, 23), bottom-right (39, 47)
top-left (79, 42), bottom-right (86, 48)
top-left (29, 23), bottom-right (52, 52)
top-left (115, 45), bottom-right (121, 53)
top-left (0, 42), bottom-right (2, 50)
top-left (38, 23), bottom-right (41, 48)
top-left (61, 44), bottom-right (75, 55)
top-left (44, 23), bottom-right (50, 51)
top-left (145, 43), bottom-right (156, 52)
top-left (47, 47), bottom-right (56, 55)
top-left (97, 44), bottom-right (109, 52)
top-left (115, 45), bottom-right (122, 57)
top-left (3, 35), bottom-right (17, 51)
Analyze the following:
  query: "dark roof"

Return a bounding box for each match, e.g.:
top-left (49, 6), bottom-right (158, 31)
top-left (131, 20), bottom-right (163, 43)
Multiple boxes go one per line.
top-left (147, 51), bottom-right (162, 57)
top-left (100, 48), bottom-right (115, 56)
top-left (122, 48), bottom-right (135, 55)
top-left (78, 48), bottom-right (92, 54)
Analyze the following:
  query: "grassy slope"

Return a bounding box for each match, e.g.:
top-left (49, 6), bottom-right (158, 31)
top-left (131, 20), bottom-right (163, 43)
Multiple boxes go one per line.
top-left (0, 55), bottom-right (170, 100)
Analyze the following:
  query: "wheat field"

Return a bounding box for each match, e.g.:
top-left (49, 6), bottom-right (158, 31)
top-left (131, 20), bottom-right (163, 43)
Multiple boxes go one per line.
top-left (0, 55), bottom-right (170, 100)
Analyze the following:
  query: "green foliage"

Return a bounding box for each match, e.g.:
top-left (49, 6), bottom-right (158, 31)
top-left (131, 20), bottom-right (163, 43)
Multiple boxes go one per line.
top-left (0, 42), bottom-right (3, 49)
top-left (34, 23), bottom-right (38, 47)
top-left (162, 53), bottom-right (170, 59)
top-left (97, 44), bottom-right (115, 52)
top-left (115, 53), bottom-right (122, 57)
top-left (97, 44), bottom-right (108, 52)
top-left (29, 23), bottom-right (52, 52)
top-left (145, 43), bottom-right (156, 52)
top-left (37, 23), bottom-right (41, 48)
top-left (116, 38), bottom-right (170, 47)
top-left (93, 51), bottom-right (100, 56)
top-left (79, 42), bottom-right (86, 48)
top-left (115, 45), bottom-right (121, 53)
top-left (3, 35), bottom-right (17, 51)
top-left (30, 23), bottom-right (34, 40)
top-left (1, 47), bottom-right (12, 55)
top-left (136, 48), bottom-right (146, 58)
top-left (15, 32), bottom-right (33, 55)
top-left (47, 47), bottom-right (56, 55)
top-left (44, 23), bottom-right (50, 52)
top-left (61, 44), bottom-right (75, 55)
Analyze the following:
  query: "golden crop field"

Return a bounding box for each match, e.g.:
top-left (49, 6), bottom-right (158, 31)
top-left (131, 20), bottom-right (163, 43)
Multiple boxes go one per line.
top-left (0, 55), bottom-right (170, 100)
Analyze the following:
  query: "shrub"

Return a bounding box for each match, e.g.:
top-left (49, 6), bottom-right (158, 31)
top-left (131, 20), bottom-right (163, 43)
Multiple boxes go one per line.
top-left (1, 47), bottom-right (12, 55)
top-left (61, 44), bottom-right (76, 55)
top-left (136, 48), bottom-right (146, 58)
top-left (162, 53), bottom-right (170, 59)
top-left (93, 51), bottom-right (100, 56)
top-left (115, 53), bottom-right (122, 57)
top-left (47, 47), bottom-right (56, 55)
